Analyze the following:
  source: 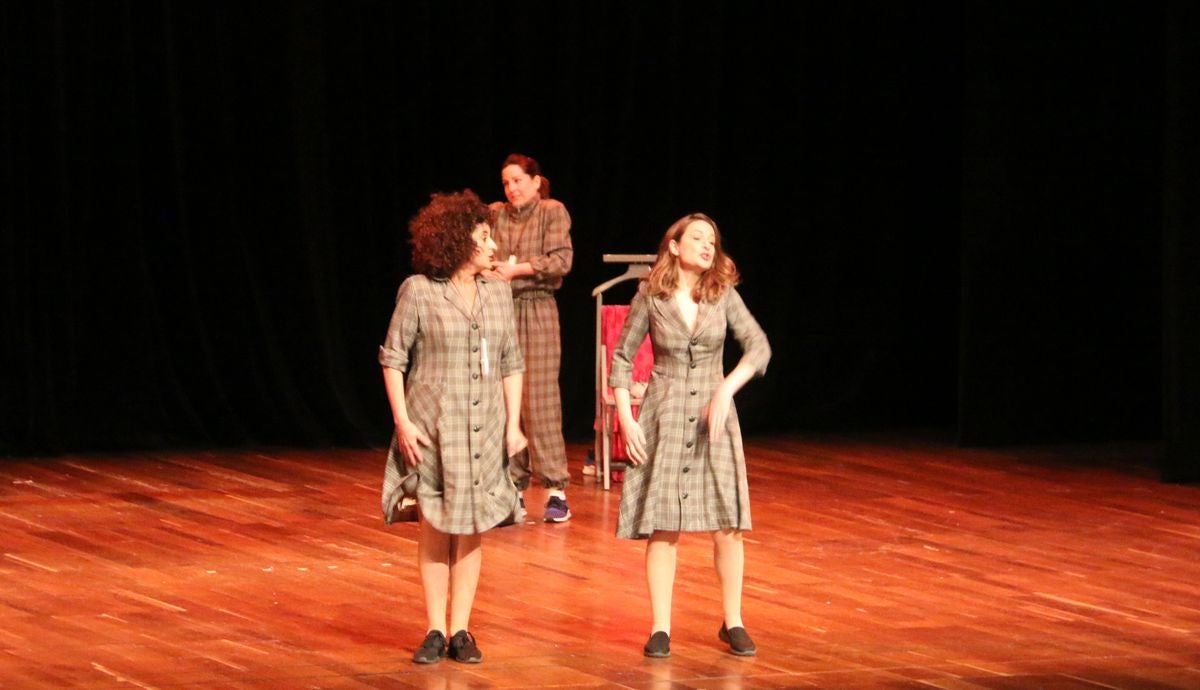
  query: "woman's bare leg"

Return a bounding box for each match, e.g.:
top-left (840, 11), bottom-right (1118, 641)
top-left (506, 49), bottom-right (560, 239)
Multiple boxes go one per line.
top-left (712, 528), bottom-right (745, 628)
top-left (646, 530), bottom-right (680, 633)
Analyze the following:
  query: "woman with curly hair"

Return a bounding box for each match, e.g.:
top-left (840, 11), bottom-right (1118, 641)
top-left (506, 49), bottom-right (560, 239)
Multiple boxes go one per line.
top-left (608, 213), bottom-right (771, 659)
top-left (488, 153), bottom-right (574, 522)
top-left (379, 190), bottom-right (526, 665)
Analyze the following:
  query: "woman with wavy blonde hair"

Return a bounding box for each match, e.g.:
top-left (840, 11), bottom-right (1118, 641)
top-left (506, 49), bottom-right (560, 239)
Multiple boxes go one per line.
top-left (609, 212), bottom-right (771, 658)
top-left (644, 212), bottom-right (741, 302)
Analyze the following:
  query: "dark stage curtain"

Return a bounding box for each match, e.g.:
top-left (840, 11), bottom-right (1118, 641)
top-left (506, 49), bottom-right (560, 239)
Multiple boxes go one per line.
top-left (957, 2), bottom-right (1165, 445)
top-left (1162, 0), bottom-right (1200, 482)
top-left (1, 1), bottom-right (1181, 459)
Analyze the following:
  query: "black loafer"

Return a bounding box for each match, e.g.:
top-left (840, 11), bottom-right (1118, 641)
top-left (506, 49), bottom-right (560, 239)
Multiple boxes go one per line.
top-left (448, 629), bottom-right (482, 663)
top-left (718, 623), bottom-right (757, 656)
top-left (643, 630), bottom-right (670, 658)
top-left (412, 629), bottom-right (446, 664)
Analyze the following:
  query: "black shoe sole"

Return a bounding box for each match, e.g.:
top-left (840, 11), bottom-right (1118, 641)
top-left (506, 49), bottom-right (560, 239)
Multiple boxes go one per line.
top-left (412, 650), bottom-right (445, 665)
top-left (718, 627), bottom-right (757, 656)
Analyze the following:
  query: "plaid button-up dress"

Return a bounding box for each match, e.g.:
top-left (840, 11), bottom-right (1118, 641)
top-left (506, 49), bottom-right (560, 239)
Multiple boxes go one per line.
top-left (608, 284), bottom-right (770, 539)
top-left (379, 275), bottom-right (524, 534)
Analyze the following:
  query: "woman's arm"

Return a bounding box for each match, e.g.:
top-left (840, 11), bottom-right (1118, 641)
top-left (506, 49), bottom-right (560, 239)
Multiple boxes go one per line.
top-left (502, 372), bottom-right (528, 459)
top-left (707, 288), bottom-right (772, 441)
top-left (609, 287), bottom-right (652, 463)
top-left (382, 366), bottom-right (431, 466)
top-left (379, 278), bottom-right (430, 465)
top-left (614, 386), bottom-right (647, 464)
top-left (494, 202), bottom-right (573, 281)
top-left (528, 202), bottom-right (573, 278)
top-left (705, 362), bottom-right (758, 443)
top-left (494, 281), bottom-right (528, 458)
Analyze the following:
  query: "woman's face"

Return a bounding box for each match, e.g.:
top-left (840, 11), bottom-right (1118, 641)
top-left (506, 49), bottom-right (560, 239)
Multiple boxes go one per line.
top-left (501, 164), bottom-right (541, 207)
top-left (467, 222), bottom-right (498, 274)
top-left (670, 219), bottom-right (717, 273)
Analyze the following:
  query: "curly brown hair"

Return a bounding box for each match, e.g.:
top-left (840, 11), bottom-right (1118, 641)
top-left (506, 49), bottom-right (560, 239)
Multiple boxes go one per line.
top-left (408, 190), bottom-right (492, 279)
top-left (645, 212), bottom-right (741, 303)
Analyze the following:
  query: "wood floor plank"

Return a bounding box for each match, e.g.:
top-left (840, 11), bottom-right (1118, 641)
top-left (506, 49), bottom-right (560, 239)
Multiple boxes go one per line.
top-left (1, 435), bottom-right (1198, 688)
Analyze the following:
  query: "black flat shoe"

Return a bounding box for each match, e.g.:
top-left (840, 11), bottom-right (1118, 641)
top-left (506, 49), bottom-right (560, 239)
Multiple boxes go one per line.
top-left (643, 630), bottom-right (670, 658)
top-left (412, 630), bottom-right (446, 664)
top-left (718, 623), bottom-right (757, 656)
top-left (448, 629), bottom-right (482, 663)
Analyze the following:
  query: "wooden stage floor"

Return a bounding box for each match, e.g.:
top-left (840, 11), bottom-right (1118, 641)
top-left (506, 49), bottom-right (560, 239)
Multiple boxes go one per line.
top-left (1, 434), bottom-right (1197, 689)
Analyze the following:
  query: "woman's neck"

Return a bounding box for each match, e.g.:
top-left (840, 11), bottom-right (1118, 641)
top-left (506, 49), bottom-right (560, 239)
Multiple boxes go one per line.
top-left (450, 268), bottom-right (477, 287)
top-left (676, 268), bottom-right (701, 295)
top-left (510, 194), bottom-right (540, 216)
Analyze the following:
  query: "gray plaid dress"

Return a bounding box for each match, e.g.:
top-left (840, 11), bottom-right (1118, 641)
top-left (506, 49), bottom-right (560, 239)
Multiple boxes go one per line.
top-left (608, 283), bottom-right (770, 539)
top-left (379, 275), bottom-right (524, 535)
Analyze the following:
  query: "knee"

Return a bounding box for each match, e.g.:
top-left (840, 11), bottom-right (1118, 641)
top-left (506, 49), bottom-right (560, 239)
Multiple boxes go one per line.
top-left (713, 528), bottom-right (743, 545)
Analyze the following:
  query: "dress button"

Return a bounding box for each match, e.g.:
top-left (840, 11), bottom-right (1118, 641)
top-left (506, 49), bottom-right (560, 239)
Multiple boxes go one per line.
top-left (472, 346), bottom-right (479, 352)
top-left (472, 323), bottom-right (479, 330)
top-left (474, 452), bottom-right (481, 459)
top-left (473, 424), bottom-right (481, 432)
top-left (472, 399), bottom-right (480, 406)
top-left (690, 338), bottom-right (698, 346)
top-left (682, 492), bottom-right (689, 499)
top-left (474, 479), bottom-right (480, 486)
top-left (472, 372), bottom-right (479, 380)
top-left (682, 466), bottom-right (690, 473)
top-left (689, 362), bottom-right (697, 369)
top-left (686, 440), bottom-right (694, 448)
top-left (688, 416), bottom-right (696, 422)
top-left (690, 389), bottom-right (697, 396)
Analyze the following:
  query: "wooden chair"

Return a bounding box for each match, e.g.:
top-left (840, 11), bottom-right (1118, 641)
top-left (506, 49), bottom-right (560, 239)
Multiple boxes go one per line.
top-left (592, 254), bottom-right (656, 490)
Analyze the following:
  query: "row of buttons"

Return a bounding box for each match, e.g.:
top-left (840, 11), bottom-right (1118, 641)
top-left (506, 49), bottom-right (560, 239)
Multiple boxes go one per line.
top-left (470, 322), bottom-right (484, 486)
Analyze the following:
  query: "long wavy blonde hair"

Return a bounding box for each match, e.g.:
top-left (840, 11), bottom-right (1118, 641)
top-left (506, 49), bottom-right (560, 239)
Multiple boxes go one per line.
top-left (645, 212), bottom-right (740, 303)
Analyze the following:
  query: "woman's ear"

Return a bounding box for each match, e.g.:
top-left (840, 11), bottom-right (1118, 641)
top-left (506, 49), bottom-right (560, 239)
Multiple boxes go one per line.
top-left (668, 239), bottom-right (680, 257)
top-left (533, 175), bottom-right (543, 192)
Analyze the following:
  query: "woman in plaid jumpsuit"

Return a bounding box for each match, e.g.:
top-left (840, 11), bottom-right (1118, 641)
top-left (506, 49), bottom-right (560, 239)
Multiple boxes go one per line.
top-left (380, 191), bottom-right (526, 665)
top-left (488, 153), bottom-right (574, 522)
top-left (609, 213), bottom-right (771, 659)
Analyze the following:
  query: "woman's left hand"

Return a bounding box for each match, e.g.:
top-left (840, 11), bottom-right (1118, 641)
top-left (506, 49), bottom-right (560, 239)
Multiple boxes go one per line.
top-left (705, 387), bottom-right (733, 442)
top-left (506, 426), bottom-right (528, 459)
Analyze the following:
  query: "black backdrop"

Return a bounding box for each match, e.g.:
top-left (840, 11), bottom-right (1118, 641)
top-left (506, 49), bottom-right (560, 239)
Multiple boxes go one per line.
top-left (2, 1), bottom-right (1195, 476)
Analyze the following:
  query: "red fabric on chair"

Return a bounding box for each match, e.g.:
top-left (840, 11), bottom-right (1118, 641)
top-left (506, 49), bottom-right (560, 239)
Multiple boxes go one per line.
top-left (601, 305), bottom-right (653, 460)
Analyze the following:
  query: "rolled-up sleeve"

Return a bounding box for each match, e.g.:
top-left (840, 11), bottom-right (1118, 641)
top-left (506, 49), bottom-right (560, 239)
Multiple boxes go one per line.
top-left (608, 285), bottom-right (652, 390)
top-left (725, 288), bottom-right (771, 377)
top-left (528, 201), bottom-right (573, 280)
top-left (378, 278), bottom-right (420, 371)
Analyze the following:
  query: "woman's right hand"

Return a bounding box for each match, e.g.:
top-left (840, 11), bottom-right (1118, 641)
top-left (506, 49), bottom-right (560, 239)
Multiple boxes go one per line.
top-left (396, 418), bottom-right (432, 467)
top-left (621, 417), bottom-right (648, 465)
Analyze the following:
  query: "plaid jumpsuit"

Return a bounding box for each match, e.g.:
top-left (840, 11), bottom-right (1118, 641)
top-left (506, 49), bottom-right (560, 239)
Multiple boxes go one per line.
top-left (489, 198), bottom-right (573, 490)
